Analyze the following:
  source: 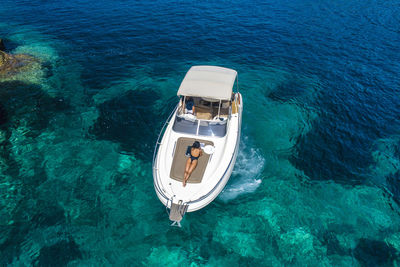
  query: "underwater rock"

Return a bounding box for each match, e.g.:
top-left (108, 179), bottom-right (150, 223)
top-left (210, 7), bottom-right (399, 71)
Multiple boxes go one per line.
top-left (0, 102), bottom-right (7, 126)
top-left (267, 79), bottom-right (307, 102)
top-left (387, 171), bottom-right (400, 205)
top-left (0, 81), bottom-right (70, 134)
top-left (34, 240), bottom-right (82, 266)
top-left (0, 130), bottom-right (5, 143)
top-left (0, 50), bottom-right (39, 78)
top-left (353, 238), bottom-right (398, 266)
top-left (90, 90), bottom-right (176, 160)
top-left (0, 39), bottom-right (5, 51)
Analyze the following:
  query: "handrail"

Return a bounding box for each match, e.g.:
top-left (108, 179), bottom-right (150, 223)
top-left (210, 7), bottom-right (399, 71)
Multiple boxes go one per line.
top-left (152, 104), bottom-right (179, 202)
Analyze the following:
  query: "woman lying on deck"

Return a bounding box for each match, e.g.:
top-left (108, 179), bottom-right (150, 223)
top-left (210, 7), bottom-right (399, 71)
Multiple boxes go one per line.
top-left (183, 141), bottom-right (203, 187)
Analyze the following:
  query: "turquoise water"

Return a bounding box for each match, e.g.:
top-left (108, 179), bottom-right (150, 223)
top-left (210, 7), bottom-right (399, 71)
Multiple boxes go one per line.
top-left (1, 0), bottom-right (400, 265)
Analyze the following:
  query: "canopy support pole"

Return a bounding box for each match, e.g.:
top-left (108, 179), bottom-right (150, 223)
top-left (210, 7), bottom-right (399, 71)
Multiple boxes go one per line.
top-left (183, 96), bottom-right (186, 114)
top-left (217, 100), bottom-right (221, 119)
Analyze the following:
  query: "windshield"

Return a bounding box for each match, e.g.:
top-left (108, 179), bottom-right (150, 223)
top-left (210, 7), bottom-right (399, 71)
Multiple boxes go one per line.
top-left (173, 115), bottom-right (227, 137)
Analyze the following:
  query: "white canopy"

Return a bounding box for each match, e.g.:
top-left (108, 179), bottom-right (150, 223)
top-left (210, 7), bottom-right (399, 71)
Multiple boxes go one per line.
top-left (177, 66), bottom-right (237, 100)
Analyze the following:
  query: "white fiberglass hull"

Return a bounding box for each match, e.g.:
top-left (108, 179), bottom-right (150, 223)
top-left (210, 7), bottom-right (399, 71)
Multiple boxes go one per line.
top-left (153, 94), bottom-right (243, 212)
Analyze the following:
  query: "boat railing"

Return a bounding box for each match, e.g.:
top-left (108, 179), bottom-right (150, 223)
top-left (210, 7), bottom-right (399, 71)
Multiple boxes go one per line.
top-left (152, 104), bottom-right (179, 201)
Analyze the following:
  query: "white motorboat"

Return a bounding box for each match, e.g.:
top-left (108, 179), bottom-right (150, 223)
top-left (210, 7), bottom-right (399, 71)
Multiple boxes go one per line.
top-left (152, 66), bottom-right (243, 225)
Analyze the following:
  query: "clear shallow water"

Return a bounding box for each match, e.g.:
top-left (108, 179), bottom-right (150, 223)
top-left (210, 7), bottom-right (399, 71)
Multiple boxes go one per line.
top-left (0, 0), bottom-right (400, 265)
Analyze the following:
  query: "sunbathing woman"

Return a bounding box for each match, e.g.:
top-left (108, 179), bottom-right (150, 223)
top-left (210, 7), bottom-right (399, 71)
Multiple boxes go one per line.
top-left (183, 141), bottom-right (203, 187)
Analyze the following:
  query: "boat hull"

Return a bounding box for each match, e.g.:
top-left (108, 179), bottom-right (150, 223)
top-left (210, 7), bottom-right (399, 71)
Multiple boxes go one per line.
top-left (153, 93), bottom-right (243, 212)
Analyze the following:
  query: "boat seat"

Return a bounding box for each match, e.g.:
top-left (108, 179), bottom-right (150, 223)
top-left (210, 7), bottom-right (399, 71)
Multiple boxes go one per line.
top-left (181, 113), bottom-right (196, 121)
top-left (195, 106), bottom-right (213, 120)
top-left (211, 107), bottom-right (230, 119)
top-left (232, 98), bottom-right (238, 114)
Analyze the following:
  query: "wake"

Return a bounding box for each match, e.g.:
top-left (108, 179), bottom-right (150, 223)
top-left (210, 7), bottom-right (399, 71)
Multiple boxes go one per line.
top-left (219, 136), bottom-right (264, 202)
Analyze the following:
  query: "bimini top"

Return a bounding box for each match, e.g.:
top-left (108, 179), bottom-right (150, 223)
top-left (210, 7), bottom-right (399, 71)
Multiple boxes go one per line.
top-left (177, 66), bottom-right (237, 101)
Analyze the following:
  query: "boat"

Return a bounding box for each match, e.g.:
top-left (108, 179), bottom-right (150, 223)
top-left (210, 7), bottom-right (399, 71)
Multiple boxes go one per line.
top-left (152, 65), bottom-right (243, 226)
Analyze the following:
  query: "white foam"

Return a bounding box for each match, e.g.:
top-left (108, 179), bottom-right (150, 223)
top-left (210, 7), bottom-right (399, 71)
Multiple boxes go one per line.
top-left (219, 136), bottom-right (264, 202)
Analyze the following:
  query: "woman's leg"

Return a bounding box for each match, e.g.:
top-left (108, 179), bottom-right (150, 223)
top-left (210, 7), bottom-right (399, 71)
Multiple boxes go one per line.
top-left (186, 160), bottom-right (198, 178)
top-left (183, 160), bottom-right (198, 187)
top-left (183, 158), bottom-right (191, 186)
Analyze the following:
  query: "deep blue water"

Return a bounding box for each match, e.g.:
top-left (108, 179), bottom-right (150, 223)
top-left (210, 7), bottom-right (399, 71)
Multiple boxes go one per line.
top-left (1, 0), bottom-right (400, 265)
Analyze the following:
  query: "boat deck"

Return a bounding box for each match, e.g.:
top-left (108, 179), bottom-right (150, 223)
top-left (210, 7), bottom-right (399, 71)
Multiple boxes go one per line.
top-left (169, 137), bottom-right (214, 183)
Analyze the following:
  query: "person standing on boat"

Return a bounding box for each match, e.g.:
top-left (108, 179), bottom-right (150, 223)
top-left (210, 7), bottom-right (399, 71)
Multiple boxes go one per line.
top-left (183, 141), bottom-right (203, 187)
top-left (185, 97), bottom-right (195, 115)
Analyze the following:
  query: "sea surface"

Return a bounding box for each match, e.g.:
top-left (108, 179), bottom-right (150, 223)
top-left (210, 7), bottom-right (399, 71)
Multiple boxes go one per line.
top-left (0, 0), bottom-right (400, 265)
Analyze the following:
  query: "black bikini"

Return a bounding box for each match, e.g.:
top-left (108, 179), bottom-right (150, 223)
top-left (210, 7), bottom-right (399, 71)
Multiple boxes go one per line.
top-left (186, 146), bottom-right (200, 162)
top-left (190, 149), bottom-right (200, 162)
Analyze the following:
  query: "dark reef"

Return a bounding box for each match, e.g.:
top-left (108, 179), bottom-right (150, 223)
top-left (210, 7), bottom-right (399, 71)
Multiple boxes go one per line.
top-left (0, 102), bottom-right (7, 127)
top-left (90, 89), bottom-right (176, 160)
top-left (267, 76), bottom-right (310, 103)
top-left (0, 81), bottom-right (70, 134)
top-left (354, 238), bottom-right (398, 266)
top-left (34, 240), bottom-right (82, 267)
